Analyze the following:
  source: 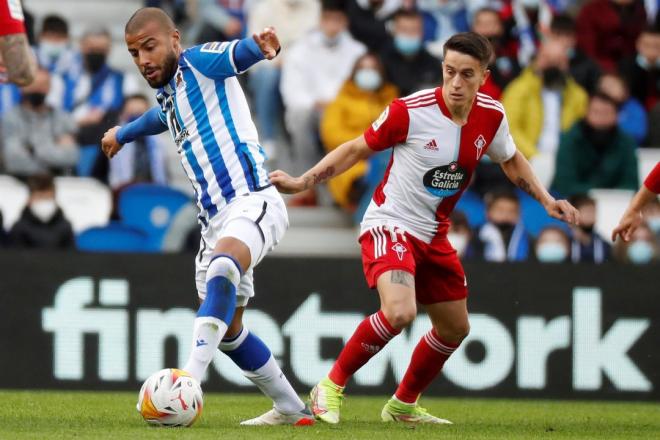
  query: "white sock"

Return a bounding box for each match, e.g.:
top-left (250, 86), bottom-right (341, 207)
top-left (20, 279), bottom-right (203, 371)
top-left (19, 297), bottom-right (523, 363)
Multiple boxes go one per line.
top-left (243, 355), bottom-right (305, 414)
top-left (183, 316), bottom-right (228, 382)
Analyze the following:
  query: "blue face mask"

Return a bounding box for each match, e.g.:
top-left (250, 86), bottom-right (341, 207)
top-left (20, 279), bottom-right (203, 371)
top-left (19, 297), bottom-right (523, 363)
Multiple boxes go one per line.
top-left (636, 54), bottom-right (660, 70)
top-left (394, 35), bottom-right (422, 56)
top-left (536, 242), bottom-right (567, 263)
top-left (354, 68), bottom-right (382, 91)
top-left (627, 241), bottom-right (654, 264)
top-left (647, 217), bottom-right (660, 235)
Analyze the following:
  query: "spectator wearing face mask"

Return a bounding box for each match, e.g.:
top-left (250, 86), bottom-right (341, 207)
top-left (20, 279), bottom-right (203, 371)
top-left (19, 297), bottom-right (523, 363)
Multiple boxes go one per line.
top-left (8, 173), bottom-right (74, 249)
top-left (619, 26), bottom-right (660, 111)
top-left (448, 210), bottom-right (482, 261)
top-left (346, 0), bottom-right (401, 53)
top-left (1, 68), bottom-right (78, 177)
top-left (35, 14), bottom-right (80, 78)
top-left (534, 225), bottom-right (571, 263)
top-left (107, 94), bottom-right (169, 191)
top-left (576, 0), bottom-right (646, 72)
top-left (281, 0), bottom-right (366, 204)
top-left (546, 13), bottom-right (601, 95)
top-left (477, 189), bottom-right (531, 262)
top-left (502, 39), bottom-right (588, 160)
top-left (471, 7), bottom-right (520, 100)
top-left (613, 222), bottom-right (658, 264)
top-left (597, 72), bottom-right (648, 144)
top-left (568, 194), bottom-right (611, 263)
top-left (551, 93), bottom-right (639, 197)
top-left (380, 9), bottom-right (442, 97)
top-left (320, 53), bottom-right (398, 213)
top-left (49, 28), bottom-right (139, 150)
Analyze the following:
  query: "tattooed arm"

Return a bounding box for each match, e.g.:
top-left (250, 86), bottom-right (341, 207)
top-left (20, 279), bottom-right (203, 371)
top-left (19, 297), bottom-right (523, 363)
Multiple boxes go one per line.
top-left (0, 33), bottom-right (36, 86)
top-left (500, 150), bottom-right (580, 225)
top-left (269, 134), bottom-right (374, 194)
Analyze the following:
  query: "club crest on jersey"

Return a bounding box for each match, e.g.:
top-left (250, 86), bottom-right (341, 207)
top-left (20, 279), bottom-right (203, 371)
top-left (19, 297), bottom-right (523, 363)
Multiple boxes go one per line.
top-left (372, 107), bottom-right (389, 131)
top-left (391, 242), bottom-right (408, 261)
top-left (422, 161), bottom-right (467, 197)
top-left (175, 71), bottom-right (185, 88)
top-left (474, 134), bottom-right (486, 159)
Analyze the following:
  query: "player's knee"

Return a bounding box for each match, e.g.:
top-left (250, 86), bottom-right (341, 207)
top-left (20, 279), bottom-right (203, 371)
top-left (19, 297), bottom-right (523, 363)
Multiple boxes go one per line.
top-left (205, 255), bottom-right (242, 288)
top-left (383, 306), bottom-right (417, 330)
top-left (435, 320), bottom-right (470, 344)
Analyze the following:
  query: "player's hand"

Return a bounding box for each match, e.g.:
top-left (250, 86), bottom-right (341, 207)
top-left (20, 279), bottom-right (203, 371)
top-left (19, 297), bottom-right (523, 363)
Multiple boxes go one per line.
top-left (253, 27), bottom-right (281, 60)
top-left (544, 198), bottom-right (580, 225)
top-left (101, 126), bottom-right (123, 159)
top-left (611, 209), bottom-right (643, 242)
top-left (269, 169), bottom-right (307, 194)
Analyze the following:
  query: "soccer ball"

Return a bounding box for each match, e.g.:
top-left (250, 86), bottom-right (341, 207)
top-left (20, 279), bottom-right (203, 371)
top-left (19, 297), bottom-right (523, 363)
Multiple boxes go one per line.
top-left (137, 368), bottom-right (203, 427)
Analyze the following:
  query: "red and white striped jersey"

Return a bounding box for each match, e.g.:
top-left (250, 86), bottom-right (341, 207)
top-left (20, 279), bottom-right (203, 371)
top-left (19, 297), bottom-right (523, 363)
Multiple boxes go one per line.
top-left (361, 88), bottom-right (517, 243)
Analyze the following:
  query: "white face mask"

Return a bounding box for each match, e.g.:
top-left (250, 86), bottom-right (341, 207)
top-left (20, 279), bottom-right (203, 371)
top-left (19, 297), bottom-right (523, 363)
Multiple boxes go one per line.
top-left (448, 232), bottom-right (468, 256)
top-left (30, 199), bottom-right (58, 223)
top-left (354, 68), bottom-right (382, 91)
top-left (40, 41), bottom-right (67, 59)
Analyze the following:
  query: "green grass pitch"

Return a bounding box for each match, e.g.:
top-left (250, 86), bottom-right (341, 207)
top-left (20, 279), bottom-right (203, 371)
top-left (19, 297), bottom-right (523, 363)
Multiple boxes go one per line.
top-left (0, 390), bottom-right (658, 439)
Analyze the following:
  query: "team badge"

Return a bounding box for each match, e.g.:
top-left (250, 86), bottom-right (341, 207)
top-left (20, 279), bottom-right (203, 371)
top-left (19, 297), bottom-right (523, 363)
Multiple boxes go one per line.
top-left (474, 134), bottom-right (486, 160)
top-left (175, 71), bottom-right (185, 88)
top-left (391, 242), bottom-right (408, 261)
top-left (372, 107), bottom-right (389, 131)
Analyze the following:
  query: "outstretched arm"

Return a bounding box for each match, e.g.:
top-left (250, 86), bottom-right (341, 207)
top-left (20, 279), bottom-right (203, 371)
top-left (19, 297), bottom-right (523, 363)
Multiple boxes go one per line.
top-left (0, 34), bottom-right (36, 86)
top-left (612, 162), bottom-right (660, 242)
top-left (269, 135), bottom-right (374, 193)
top-left (101, 106), bottom-right (168, 158)
top-left (500, 150), bottom-right (580, 225)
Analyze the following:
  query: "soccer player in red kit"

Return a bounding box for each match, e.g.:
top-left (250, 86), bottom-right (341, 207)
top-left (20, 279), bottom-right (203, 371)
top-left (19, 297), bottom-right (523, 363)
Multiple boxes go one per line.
top-left (270, 32), bottom-right (580, 424)
top-left (0, 0), bottom-right (35, 85)
top-left (613, 162), bottom-right (660, 242)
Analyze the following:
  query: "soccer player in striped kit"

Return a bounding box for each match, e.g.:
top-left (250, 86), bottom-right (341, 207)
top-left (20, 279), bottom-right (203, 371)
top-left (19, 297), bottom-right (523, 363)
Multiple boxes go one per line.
top-left (271, 32), bottom-right (580, 424)
top-left (101, 8), bottom-right (313, 426)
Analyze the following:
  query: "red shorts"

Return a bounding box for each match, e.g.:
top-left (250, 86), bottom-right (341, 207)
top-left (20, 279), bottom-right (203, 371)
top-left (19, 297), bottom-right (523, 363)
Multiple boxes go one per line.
top-left (360, 226), bottom-right (467, 304)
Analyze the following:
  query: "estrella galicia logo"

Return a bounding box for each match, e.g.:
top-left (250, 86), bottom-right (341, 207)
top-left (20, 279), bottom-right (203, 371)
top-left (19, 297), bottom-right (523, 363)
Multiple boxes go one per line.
top-left (423, 162), bottom-right (467, 197)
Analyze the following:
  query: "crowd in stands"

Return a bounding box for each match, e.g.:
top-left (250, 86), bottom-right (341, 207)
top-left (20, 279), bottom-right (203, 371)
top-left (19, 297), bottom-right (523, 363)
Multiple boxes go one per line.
top-left (0, 0), bottom-right (658, 264)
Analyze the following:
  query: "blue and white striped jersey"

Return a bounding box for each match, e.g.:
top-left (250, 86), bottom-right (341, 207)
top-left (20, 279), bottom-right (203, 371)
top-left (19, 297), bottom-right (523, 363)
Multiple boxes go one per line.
top-left (155, 41), bottom-right (269, 220)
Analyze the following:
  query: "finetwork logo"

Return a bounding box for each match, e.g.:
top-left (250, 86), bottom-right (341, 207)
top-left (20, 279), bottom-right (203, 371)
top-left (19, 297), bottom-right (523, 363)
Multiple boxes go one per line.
top-left (42, 280), bottom-right (652, 393)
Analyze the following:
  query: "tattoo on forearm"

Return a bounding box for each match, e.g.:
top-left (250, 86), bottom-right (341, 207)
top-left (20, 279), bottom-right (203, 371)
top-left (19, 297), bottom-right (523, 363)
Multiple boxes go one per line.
top-left (312, 166), bottom-right (335, 186)
top-left (390, 270), bottom-right (414, 288)
top-left (0, 34), bottom-right (34, 85)
top-left (516, 177), bottom-right (539, 201)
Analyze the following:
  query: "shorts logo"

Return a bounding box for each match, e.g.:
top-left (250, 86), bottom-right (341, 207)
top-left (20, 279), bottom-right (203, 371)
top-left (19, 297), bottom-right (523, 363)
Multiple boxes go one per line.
top-left (391, 242), bottom-right (408, 261)
top-left (474, 134), bottom-right (486, 160)
top-left (422, 161), bottom-right (467, 197)
top-left (371, 107), bottom-right (389, 131)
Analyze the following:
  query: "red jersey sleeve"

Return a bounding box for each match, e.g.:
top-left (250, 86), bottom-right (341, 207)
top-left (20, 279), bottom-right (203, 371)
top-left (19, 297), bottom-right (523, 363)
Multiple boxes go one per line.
top-left (0, 0), bottom-right (26, 36)
top-left (643, 162), bottom-right (660, 194)
top-left (363, 99), bottom-right (410, 151)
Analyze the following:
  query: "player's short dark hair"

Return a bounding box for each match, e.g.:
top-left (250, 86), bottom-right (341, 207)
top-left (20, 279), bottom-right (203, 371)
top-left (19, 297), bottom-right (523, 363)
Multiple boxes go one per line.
top-left (321, 0), bottom-right (346, 13)
top-left (443, 32), bottom-right (493, 68)
top-left (27, 173), bottom-right (55, 193)
top-left (485, 187), bottom-right (519, 209)
top-left (392, 8), bottom-right (422, 22)
top-left (125, 7), bottom-right (176, 35)
top-left (41, 15), bottom-right (69, 36)
top-left (550, 14), bottom-right (575, 35)
top-left (568, 194), bottom-right (595, 209)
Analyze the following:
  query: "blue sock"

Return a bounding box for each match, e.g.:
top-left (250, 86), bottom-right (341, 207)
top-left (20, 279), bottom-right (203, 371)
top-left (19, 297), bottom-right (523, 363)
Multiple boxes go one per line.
top-left (220, 327), bottom-right (271, 371)
top-left (183, 255), bottom-right (242, 381)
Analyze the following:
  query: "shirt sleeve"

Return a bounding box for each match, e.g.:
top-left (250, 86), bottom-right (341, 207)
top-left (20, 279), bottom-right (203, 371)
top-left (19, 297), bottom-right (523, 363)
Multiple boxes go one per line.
top-left (116, 106), bottom-right (168, 145)
top-left (486, 113), bottom-right (517, 163)
top-left (363, 99), bottom-right (410, 151)
top-left (186, 38), bottom-right (265, 80)
top-left (644, 162), bottom-right (660, 194)
top-left (0, 0), bottom-right (25, 36)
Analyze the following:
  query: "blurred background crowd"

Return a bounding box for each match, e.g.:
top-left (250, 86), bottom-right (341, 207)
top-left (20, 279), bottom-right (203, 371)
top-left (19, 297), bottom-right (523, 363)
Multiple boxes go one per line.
top-left (0, 0), bottom-right (659, 265)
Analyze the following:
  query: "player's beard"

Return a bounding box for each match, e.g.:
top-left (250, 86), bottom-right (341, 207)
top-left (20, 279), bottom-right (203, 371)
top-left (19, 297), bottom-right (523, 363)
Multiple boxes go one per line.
top-left (146, 50), bottom-right (179, 89)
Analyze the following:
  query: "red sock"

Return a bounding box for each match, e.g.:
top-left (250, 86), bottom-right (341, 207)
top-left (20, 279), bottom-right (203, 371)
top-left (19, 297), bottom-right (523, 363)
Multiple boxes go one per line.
top-left (328, 310), bottom-right (399, 387)
top-left (395, 329), bottom-right (459, 404)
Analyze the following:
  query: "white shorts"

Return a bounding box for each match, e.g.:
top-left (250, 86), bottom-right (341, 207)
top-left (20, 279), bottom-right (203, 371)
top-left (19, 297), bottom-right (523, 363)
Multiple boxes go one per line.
top-left (195, 186), bottom-right (288, 307)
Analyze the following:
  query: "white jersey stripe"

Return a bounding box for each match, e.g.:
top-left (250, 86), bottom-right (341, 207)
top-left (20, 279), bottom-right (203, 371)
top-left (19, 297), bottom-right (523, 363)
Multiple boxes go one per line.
top-left (476, 102), bottom-right (505, 114)
top-left (477, 96), bottom-right (504, 109)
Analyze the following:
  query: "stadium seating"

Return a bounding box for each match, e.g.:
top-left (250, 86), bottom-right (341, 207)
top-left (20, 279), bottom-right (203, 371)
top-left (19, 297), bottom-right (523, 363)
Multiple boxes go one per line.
top-left (54, 176), bottom-right (112, 233)
top-left (76, 222), bottom-right (151, 252)
top-left (0, 175), bottom-right (29, 231)
top-left (117, 184), bottom-right (191, 251)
